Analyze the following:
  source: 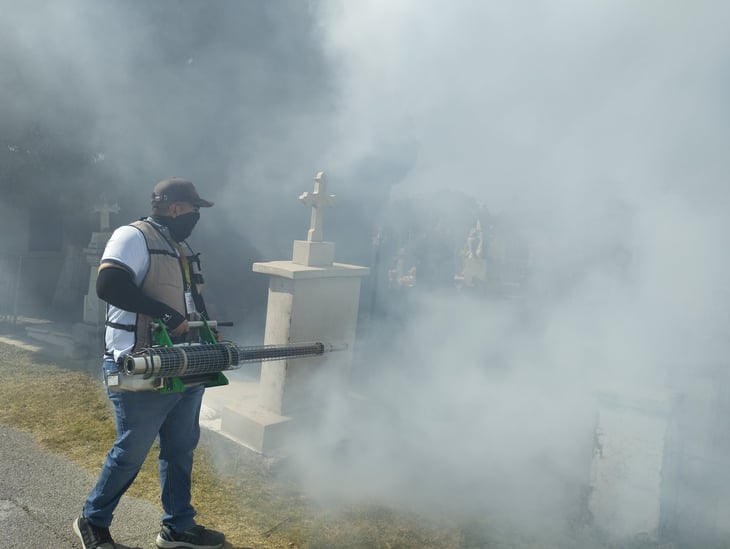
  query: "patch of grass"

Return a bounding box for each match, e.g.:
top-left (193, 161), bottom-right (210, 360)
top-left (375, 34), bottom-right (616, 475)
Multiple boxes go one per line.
top-left (0, 341), bottom-right (472, 548)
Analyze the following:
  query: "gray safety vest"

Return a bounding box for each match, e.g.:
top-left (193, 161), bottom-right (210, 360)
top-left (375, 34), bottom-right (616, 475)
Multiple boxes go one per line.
top-left (113, 219), bottom-right (206, 352)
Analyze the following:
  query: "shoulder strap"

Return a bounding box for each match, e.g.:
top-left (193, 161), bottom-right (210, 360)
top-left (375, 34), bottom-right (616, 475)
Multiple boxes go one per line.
top-left (105, 320), bottom-right (136, 332)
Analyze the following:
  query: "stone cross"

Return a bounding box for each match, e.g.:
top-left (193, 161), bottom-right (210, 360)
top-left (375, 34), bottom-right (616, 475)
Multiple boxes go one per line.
top-left (93, 200), bottom-right (120, 231)
top-left (298, 171), bottom-right (335, 242)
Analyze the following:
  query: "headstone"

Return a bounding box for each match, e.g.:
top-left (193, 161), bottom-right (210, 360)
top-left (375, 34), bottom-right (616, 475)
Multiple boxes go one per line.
top-left (83, 199), bottom-right (119, 325)
top-left (70, 198), bottom-right (119, 356)
top-left (658, 364), bottom-right (730, 544)
top-left (26, 198), bottom-right (120, 356)
top-left (588, 387), bottom-right (674, 541)
top-left (214, 171), bottom-right (369, 454)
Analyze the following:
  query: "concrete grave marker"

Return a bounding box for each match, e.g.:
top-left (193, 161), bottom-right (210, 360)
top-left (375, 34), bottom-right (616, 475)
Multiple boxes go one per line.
top-left (209, 171), bottom-right (369, 454)
top-left (460, 219), bottom-right (487, 286)
top-left (83, 198), bottom-right (119, 325)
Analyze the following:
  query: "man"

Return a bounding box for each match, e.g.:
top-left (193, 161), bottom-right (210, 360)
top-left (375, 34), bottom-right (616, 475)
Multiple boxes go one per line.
top-left (73, 179), bottom-right (226, 549)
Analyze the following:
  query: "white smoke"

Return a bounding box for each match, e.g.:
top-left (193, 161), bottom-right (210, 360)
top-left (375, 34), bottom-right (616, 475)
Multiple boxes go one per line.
top-left (276, 0), bottom-right (730, 543)
top-left (2, 0), bottom-right (729, 543)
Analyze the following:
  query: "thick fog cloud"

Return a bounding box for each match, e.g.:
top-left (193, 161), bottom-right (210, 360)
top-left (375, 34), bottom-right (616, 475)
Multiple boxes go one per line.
top-left (0, 0), bottom-right (331, 324)
top-left (319, 1), bottom-right (730, 203)
top-left (272, 1), bottom-right (730, 543)
top-left (2, 0), bottom-right (729, 544)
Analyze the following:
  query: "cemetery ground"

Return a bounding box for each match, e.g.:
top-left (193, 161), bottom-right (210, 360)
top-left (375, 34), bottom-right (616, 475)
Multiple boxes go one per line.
top-left (0, 330), bottom-right (669, 549)
top-left (0, 336), bottom-right (477, 549)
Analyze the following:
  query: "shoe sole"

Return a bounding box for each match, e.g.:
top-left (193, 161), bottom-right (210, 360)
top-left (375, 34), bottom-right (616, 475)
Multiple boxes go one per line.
top-left (73, 518), bottom-right (96, 549)
top-left (155, 534), bottom-right (222, 549)
top-left (73, 518), bottom-right (91, 549)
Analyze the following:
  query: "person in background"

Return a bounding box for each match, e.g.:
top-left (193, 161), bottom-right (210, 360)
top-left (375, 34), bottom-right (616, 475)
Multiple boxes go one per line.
top-left (73, 178), bottom-right (225, 549)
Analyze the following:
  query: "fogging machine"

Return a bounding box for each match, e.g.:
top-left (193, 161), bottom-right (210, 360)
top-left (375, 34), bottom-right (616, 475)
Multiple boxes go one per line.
top-left (106, 319), bottom-right (345, 393)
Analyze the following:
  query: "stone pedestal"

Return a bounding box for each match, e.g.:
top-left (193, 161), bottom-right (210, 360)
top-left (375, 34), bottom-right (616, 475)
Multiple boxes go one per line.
top-left (219, 260), bottom-right (368, 454)
top-left (292, 240), bottom-right (335, 267)
top-left (462, 257), bottom-right (487, 286)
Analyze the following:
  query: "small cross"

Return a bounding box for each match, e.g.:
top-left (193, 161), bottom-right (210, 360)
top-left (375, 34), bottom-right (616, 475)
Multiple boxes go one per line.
top-left (299, 171), bottom-right (335, 242)
top-left (93, 199), bottom-right (120, 231)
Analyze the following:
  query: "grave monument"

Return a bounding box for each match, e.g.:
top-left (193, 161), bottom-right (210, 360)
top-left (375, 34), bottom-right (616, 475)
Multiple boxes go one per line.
top-left (27, 198), bottom-right (118, 356)
top-left (72, 198), bottom-right (119, 355)
top-left (588, 387), bottom-right (674, 541)
top-left (458, 219), bottom-right (487, 287)
top-left (210, 171), bottom-right (369, 454)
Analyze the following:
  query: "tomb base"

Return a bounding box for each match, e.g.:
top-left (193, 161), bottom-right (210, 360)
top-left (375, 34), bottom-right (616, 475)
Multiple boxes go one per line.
top-left (220, 402), bottom-right (293, 455)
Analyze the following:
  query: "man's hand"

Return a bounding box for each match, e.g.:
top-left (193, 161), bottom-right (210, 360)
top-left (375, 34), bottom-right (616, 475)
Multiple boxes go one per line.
top-left (169, 319), bottom-right (190, 337)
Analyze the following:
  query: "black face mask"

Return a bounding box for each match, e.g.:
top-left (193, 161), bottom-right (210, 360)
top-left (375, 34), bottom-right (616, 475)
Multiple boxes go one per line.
top-left (160, 211), bottom-right (200, 242)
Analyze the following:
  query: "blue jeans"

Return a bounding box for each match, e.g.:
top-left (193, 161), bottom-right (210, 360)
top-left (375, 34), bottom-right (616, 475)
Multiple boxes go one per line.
top-left (83, 359), bottom-right (205, 531)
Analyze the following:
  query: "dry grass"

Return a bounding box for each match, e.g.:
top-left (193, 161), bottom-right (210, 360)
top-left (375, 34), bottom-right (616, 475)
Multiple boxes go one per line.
top-left (0, 339), bottom-right (474, 549)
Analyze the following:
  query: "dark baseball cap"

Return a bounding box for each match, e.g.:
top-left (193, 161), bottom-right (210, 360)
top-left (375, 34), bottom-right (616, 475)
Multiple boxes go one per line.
top-left (151, 178), bottom-right (214, 207)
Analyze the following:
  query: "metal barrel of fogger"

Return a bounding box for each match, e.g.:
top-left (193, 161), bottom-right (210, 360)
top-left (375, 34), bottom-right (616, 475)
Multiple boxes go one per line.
top-left (181, 320), bottom-right (233, 329)
top-left (122, 340), bottom-right (344, 379)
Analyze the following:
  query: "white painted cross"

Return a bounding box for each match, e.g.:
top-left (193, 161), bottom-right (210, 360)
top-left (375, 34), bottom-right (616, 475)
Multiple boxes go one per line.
top-left (298, 171), bottom-right (335, 242)
top-left (93, 200), bottom-right (120, 231)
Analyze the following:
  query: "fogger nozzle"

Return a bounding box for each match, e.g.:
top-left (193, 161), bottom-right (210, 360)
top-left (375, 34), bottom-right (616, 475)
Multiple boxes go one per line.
top-left (122, 341), bottom-right (346, 379)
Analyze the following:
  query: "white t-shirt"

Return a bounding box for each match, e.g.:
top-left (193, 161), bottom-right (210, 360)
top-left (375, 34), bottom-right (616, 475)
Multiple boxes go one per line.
top-left (101, 224), bottom-right (153, 360)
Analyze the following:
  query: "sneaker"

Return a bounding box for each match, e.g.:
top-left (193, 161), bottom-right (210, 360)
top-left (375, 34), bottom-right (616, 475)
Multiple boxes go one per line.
top-left (156, 523), bottom-right (225, 549)
top-left (73, 515), bottom-right (117, 549)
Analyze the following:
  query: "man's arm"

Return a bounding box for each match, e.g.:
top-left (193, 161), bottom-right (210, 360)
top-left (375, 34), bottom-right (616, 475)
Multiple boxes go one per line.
top-left (97, 265), bottom-right (187, 331)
